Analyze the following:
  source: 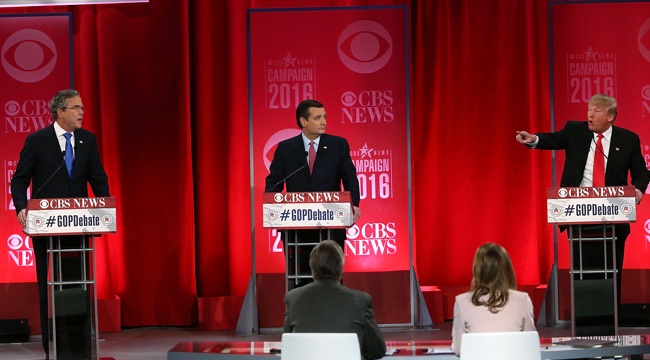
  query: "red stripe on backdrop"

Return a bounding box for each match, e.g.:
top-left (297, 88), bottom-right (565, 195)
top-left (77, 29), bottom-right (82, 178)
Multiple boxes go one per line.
top-left (411, 0), bottom-right (553, 286)
top-left (0, 0), bottom-right (556, 327)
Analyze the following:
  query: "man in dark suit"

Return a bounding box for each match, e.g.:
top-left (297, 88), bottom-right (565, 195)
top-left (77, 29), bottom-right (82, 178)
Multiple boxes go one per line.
top-left (11, 89), bottom-right (110, 359)
top-left (265, 99), bottom-right (361, 286)
top-left (283, 240), bottom-right (386, 360)
top-left (516, 94), bottom-right (649, 309)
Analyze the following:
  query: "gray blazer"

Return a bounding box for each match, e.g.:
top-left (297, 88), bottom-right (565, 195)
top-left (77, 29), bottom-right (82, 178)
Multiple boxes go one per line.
top-left (283, 279), bottom-right (386, 360)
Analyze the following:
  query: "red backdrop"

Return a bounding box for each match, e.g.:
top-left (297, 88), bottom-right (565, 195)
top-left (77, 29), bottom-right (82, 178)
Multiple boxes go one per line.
top-left (0, 0), bottom-right (558, 327)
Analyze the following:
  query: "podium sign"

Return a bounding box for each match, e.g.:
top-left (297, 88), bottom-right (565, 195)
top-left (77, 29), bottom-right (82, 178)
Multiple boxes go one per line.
top-left (262, 191), bottom-right (352, 229)
top-left (547, 186), bottom-right (636, 225)
top-left (24, 197), bottom-right (117, 236)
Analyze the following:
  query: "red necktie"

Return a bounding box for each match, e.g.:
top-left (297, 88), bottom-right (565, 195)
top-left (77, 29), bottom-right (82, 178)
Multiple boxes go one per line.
top-left (308, 141), bottom-right (316, 174)
top-left (593, 134), bottom-right (605, 187)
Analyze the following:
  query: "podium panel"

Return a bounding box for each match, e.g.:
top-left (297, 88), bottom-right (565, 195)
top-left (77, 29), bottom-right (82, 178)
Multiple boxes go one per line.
top-left (548, 187), bottom-right (635, 337)
top-left (26, 197), bottom-right (116, 360)
top-left (263, 192), bottom-right (352, 290)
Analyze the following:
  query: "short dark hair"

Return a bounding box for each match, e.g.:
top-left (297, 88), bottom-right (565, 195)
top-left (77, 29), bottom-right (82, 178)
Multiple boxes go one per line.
top-left (309, 240), bottom-right (344, 281)
top-left (296, 99), bottom-right (324, 128)
top-left (50, 89), bottom-right (80, 120)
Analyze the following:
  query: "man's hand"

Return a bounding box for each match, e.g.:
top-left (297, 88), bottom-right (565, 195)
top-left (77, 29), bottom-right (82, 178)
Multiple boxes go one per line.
top-left (516, 131), bottom-right (536, 144)
top-left (353, 206), bottom-right (361, 223)
top-left (635, 188), bottom-right (643, 205)
top-left (16, 209), bottom-right (26, 229)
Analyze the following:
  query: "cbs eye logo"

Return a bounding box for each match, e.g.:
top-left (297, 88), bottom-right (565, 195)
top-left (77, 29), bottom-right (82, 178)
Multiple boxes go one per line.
top-left (2, 29), bottom-right (58, 83)
top-left (337, 20), bottom-right (393, 74)
top-left (639, 18), bottom-right (650, 63)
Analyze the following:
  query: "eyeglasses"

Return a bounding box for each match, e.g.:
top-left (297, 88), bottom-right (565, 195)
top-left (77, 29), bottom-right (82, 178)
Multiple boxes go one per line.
top-left (61, 105), bottom-right (85, 112)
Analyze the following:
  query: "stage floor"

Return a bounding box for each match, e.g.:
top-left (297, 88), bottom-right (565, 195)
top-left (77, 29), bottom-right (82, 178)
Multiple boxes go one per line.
top-left (1, 322), bottom-right (650, 360)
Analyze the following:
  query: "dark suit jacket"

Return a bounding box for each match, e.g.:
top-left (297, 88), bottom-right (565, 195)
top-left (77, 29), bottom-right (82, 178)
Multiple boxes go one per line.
top-left (283, 279), bottom-right (386, 360)
top-left (265, 133), bottom-right (360, 206)
top-left (11, 123), bottom-right (110, 210)
top-left (535, 121), bottom-right (649, 192)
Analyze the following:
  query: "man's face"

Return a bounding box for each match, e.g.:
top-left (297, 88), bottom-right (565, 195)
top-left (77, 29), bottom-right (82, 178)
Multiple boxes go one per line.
top-left (56, 95), bottom-right (84, 132)
top-left (587, 101), bottom-right (613, 134)
top-left (300, 106), bottom-right (326, 140)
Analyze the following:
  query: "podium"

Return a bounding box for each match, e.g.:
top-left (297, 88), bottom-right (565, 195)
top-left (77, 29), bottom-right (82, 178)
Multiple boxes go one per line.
top-left (547, 186), bottom-right (636, 336)
top-left (24, 197), bottom-right (117, 360)
top-left (262, 191), bottom-right (353, 291)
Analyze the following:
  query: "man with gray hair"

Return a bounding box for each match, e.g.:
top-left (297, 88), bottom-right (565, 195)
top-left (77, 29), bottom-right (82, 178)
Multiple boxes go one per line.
top-left (283, 240), bottom-right (386, 360)
top-left (11, 89), bottom-right (110, 359)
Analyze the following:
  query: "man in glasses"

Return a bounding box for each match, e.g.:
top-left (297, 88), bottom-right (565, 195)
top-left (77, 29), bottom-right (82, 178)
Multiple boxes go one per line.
top-left (11, 89), bottom-right (110, 360)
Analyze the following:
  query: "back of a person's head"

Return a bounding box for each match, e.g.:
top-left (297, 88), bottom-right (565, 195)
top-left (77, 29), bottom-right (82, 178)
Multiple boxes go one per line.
top-left (470, 243), bottom-right (516, 313)
top-left (309, 240), bottom-right (344, 281)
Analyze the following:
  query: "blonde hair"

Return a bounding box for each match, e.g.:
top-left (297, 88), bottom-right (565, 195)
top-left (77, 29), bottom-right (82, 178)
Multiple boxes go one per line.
top-left (470, 243), bottom-right (517, 313)
top-left (589, 94), bottom-right (617, 121)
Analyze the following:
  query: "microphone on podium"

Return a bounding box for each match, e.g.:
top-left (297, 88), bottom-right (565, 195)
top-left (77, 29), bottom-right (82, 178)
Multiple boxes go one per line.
top-left (270, 152), bottom-right (309, 191)
top-left (33, 151), bottom-right (67, 198)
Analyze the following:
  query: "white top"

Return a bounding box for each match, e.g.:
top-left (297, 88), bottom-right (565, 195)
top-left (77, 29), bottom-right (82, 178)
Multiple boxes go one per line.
top-left (451, 289), bottom-right (536, 355)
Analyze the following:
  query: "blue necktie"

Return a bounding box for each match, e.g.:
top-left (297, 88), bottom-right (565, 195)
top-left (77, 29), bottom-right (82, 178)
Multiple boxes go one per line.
top-left (63, 132), bottom-right (73, 177)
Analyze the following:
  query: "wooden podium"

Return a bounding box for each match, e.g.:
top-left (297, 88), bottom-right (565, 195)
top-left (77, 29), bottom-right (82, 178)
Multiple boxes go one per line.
top-left (547, 186), bottom-right (636, 336)
top-left (262, 191), bottom-right (353, 291)
top-left (24, 197), bottom-right (117, 360)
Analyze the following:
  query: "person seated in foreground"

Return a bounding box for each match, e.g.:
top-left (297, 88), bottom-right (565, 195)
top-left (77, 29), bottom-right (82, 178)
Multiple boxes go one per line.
top-left (283, 240), bottom-right (386, 360)
top-left (451, 242), bottom-right (536, 355)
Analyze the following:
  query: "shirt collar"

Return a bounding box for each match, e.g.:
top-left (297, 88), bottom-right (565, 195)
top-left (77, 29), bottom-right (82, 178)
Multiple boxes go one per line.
top-left (595, 126), bottom-right (613, 142)
top-left (301, 133), bottom-right (320, 147)
top-left (54, 122), bottom-right (72, 138)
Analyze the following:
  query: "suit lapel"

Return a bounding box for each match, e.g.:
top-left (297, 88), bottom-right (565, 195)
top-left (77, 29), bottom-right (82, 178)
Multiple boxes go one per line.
top-left (46, 125), bottom-right (60, 152)
top-left (290, 135), bottom-right (310, 176)
top-left (70, 130), bottom-right (88, 179)
top-left (606, 126), bottom-right (622, 178)
top-left (313, 134), bottom-right (329, 173)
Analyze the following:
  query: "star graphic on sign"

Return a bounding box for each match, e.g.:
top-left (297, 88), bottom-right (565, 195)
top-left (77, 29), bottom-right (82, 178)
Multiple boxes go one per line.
top-left (584, 46), bottom-right (598, 61)
top-left (359, 143), bottom-right (374, 159)
top-left (282, 52), bottom-right (297, 67)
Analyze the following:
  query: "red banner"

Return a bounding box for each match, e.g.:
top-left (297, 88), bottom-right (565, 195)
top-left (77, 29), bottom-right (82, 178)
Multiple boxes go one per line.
top-left (0, 14), bottom-right (71, 283)
top-left (249, 6), bottom-right (409, 273)
top-left (551, 2), bottom-right (650, 269)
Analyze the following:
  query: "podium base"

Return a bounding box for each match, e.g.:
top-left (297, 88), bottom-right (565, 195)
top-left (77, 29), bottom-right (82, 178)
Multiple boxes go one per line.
top-left (574, 278), bottom-right (616, 336)
top-left (52, 288), bottom-right (94, 359)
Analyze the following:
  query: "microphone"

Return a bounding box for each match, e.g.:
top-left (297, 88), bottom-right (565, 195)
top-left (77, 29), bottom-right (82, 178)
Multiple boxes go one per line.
top-left (270, 151), bottom-right (309, 190)
top-left (33, 151), bottom-right (66, 198)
